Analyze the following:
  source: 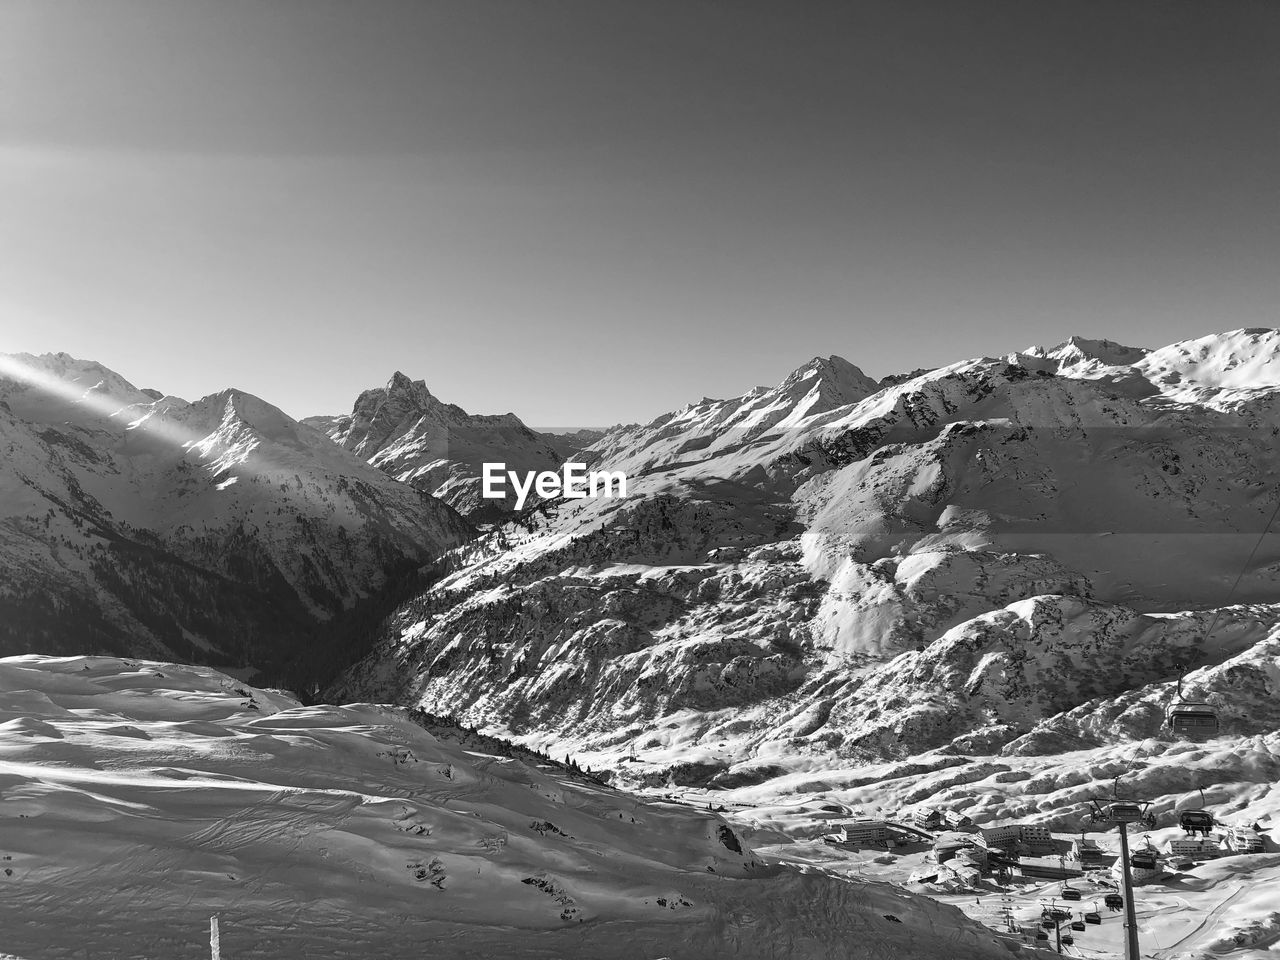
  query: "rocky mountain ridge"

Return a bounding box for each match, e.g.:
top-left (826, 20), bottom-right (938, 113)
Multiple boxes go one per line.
top-left (331, 329), bottom-right (1280, 796)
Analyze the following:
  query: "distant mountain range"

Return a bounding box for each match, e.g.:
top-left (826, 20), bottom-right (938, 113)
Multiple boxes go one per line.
top-left (6, 330), bottom-right (1280, 798)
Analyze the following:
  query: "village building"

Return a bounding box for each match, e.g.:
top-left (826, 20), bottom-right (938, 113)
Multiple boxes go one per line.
top-left (977, 824), bottom-right (1023, 849)
top-left (1224, 825), bottom-right (1265, 853)
top-left (932, 832), bottom-right (973, 863)
top-left (1166, 836), bottom-right (1220, 861)
top-left (913, 808), bottom-right (943, 830)
top-left (841, 820), bottom-right (889, 845)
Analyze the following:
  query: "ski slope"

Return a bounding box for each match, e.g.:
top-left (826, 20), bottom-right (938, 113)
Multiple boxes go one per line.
top-left (0, 656), bottom-right (1012, 960)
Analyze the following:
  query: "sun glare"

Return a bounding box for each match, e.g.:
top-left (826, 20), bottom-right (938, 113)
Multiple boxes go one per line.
top-left (0, 352), bottom-right (265, 487)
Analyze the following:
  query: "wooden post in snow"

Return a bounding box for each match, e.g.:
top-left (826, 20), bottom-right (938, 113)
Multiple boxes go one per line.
top-left (210, 914), bottom-right (220, 960)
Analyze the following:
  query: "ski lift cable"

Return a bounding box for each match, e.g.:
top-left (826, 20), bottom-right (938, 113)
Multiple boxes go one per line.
top-left (1199, 488), bottom-right (1280, 646)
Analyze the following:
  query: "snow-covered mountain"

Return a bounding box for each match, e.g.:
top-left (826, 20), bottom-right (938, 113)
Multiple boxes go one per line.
top-left (0, 352), bottom-right (471, 673)
top-left (0, 655), bottom-right (1011, 960)
top-left (304, 372), bottom-right (566, 519)
top-left (331, 330), bottom-right (1280, 793)
top-left (582, 354), bottom-right (880, 480)
top-left (9, 333), bottom-right (1280, 959)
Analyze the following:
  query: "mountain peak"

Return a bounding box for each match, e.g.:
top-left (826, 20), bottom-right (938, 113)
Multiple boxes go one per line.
top-left (1025, 336), bottom-right (1150, 367)
top-left (308, 373), bottom-right (563, 517)
top-left (776, 354), bottom-right (878, 411)
top-left (383, 371), bottom-right (438, 405)
top-left (785, 354), bottom-right (869, 381)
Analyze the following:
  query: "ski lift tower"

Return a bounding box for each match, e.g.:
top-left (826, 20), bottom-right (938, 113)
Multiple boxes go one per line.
top-left (999, 894), bottom-right (1018, 936)
top-left (1037, 898), bottom-right (1074, 955)
top-left (1083, 780), bottom-right (1157, 960)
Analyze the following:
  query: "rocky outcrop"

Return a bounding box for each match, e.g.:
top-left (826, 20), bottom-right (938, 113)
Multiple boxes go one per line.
top-left (305, 371), bottom-right (565, 518)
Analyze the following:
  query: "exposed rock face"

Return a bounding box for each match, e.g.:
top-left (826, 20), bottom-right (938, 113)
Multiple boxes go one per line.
top-left (304, 372), bottom-right (565, 519)
top-left (0, 352), bottom-right (471, 670)
top-left (332, 332), bottom-right (1280, 790)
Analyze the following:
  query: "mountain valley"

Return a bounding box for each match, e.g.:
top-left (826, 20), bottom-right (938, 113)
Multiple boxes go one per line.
top-left (5, 330), bottom-right (1280, 959)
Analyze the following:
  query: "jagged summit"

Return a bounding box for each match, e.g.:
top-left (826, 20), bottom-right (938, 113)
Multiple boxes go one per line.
top-left (334, 372), bottom-right (446, 459)
top-left (329, 370), bottom-right (532, 453)
top-left (305, 372), bottom-right (564, 518)
top-left (383, 369), bottom-right (439, 404)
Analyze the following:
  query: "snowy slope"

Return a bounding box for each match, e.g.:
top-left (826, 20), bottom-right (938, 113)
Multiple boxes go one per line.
top-left (0, 655), bottom-right (1012, 960)
top-left (304, 372), bottom-right (565, 519)
top-left (0, 352), bottom-right (471, 670)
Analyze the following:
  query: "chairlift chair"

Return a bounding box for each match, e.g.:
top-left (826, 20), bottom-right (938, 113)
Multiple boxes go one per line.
top-left (1070, 920), bottom-right (1086, 931)
top-left (1084, 910), bottom-right (1102, 925)
top-left (1061, 885), bottom-right (1082, 901)
top-left (1180, 809), bottom-right (1215, 834)
top-left (1035, 931), bottom-right (1049, 941)
top-left (1130, 849), bottom-right (1158, 870)
top-left (1104, 893), bottom-right (1124, 911)
top-left (1167, 701), bottom-right (1219, 735)
top-left (1105, 801), bottom-right (1144, 823)
top-left (1062, 934), bottom-right (1075, 945)
top-left (1180, 787), bottom-right (1216, 835)
top-left (1167, 670), bottom-right (1218, 736)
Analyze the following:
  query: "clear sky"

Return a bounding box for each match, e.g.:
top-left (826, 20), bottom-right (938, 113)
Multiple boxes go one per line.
top-left (1, 0), bottom-right (1277, 426)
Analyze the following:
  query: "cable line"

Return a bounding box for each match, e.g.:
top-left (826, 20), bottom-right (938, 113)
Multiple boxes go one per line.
top-left (1202, 486), bottom-right (1280, 640)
